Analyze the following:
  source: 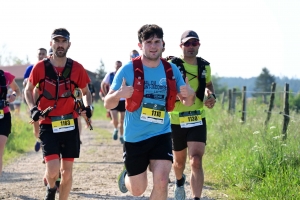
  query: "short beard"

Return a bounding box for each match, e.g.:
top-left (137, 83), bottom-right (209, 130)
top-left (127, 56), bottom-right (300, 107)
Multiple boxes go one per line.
top-left (55, 48), bottom-right (68, 58)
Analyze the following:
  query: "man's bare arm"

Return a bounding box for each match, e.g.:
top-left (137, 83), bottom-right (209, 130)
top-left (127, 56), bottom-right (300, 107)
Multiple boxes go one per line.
top-left (24, 81), bottom-right (36, 110)
top-left (82, 84), bottom-right (93, 107)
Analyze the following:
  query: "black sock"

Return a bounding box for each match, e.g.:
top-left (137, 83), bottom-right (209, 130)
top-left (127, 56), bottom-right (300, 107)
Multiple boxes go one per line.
top-left (194, 198), bottom-right (200, 200)
top-left (176, 176), bottom-right (185, 187)
top-left (47, 185), bottom-right (57, 190)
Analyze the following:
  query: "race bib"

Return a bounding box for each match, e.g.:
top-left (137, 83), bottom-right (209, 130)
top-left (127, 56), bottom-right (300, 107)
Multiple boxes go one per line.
top-left (140, 103), bottom-right (165, 124)
top-left (0, 109), bottom-right (4, 119)
top-left (51, 114), bottom-right (75, 133)
top-left (179, 110), bottom-right (202, 128)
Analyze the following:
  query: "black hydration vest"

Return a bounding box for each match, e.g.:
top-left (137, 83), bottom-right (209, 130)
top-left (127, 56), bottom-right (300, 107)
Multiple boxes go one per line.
top-left (167, 56), bottom-right (209, 101)
top-left (36, 58), bottom-right (78, 108)
top-left (0, 70), bottom-right (7, 100)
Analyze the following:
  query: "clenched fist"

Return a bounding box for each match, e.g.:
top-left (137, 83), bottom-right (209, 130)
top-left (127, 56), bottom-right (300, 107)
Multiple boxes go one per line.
top-left (204, 90), bottom-right (216, 109)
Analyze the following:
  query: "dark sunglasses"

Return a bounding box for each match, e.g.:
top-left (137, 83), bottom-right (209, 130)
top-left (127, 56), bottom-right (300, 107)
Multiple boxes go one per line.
top-left (182, 41), bottom-right (200, 47)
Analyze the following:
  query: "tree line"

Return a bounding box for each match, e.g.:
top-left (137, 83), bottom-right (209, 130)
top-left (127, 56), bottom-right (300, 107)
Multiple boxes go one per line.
top-left (213, 67), bottom-right (300, 112)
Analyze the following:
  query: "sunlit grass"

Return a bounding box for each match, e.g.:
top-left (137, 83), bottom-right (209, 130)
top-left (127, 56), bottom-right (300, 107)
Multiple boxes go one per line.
top-left (204, 100), bottom-right (300, 199)
top-left (92, 100), bottom-right (110, 120)
top-left (3, 114), bottom-right (35, 164)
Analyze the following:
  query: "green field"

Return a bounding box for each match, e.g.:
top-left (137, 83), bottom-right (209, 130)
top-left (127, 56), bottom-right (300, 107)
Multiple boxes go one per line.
top-left (204, 100), bottom-right (300, 199)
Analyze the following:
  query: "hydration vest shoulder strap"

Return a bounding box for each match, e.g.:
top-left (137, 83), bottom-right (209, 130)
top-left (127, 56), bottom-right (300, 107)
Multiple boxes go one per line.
top-left (132, 57), bottom-right (144, 81)
top-left (62, 58), bottom-right (73, 79)
top-left (125, 56), bottom-right (144, 112)
top-left (44, 58), bottom-right (74, 79)
top-left (161, 58), bottom-right (177, 112)
top-left (161, 59), bottom-right (174, 79)
top-left (169, 57), bottom-right (186, 79)
top-left (195, 57), bottom-right (209, 101)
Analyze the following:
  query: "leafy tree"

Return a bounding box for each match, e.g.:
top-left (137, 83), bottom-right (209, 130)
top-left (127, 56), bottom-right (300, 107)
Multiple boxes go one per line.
top-left (290, 93), bottom-right (300, 113)
top-left (0, 45), bottom-right (12, 66)
top-left (11, 56), bottom-right (29, 65)
top-left (95, 59), bottom-right (106, 82)
top-left (93, 59), bottom-right (107, 101)
top-left (253, 67), bottom-right (275, 103)
top-left (0, 44), bottom-right (28, 66)
top-left (212, 74), bottom-right (228, 95)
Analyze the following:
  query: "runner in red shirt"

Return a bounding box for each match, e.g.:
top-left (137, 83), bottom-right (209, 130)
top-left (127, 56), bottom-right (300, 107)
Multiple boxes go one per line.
top-left (24, 28), bottom-right (92, 200)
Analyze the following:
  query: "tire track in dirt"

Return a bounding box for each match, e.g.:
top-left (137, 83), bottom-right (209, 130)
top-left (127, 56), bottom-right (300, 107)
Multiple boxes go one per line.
top-left (0, 118), bottom-right (225, 200)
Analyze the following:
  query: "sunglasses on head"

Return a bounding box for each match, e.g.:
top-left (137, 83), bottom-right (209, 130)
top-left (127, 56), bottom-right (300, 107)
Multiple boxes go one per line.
top-left (131, 54), bottom-right (139, 58)
top-left (182, 41), bottom-right (200, 47)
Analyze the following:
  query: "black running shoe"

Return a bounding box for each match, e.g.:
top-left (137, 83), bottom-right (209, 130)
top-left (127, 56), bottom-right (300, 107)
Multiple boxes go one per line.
top-left (44, 186), bottom-right (57, 200)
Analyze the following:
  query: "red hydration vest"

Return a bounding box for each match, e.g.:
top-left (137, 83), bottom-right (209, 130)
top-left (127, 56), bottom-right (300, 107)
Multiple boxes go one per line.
top-left (126, 56), bottom-right (177, 112)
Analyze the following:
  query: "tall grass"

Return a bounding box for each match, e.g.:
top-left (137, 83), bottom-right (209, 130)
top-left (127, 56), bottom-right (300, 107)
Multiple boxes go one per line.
top-left (204, 100), bottom-right (300, 199)
top-left (92, 100), bottom-right (110, 120)
top-left (3, 114), bottom-right (35, 164)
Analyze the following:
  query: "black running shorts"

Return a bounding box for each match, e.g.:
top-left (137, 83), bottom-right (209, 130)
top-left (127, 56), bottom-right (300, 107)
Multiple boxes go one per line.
top-left (0, 112), bottom-right (11, 137)
top-left (111, 100), bottom-right (125, 112)
top-left (123, 133), bottom-right (173, 176)
top-left (171, 118), bottom-right (207, 151)
top-left (39, 118), bottom-right (80, 159)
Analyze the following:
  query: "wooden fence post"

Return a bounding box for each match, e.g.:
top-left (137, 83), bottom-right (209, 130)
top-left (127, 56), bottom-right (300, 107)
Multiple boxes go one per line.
top-left (221, 91), bottom-right (226, 109)
top-left (241, 86), bottom-right (246, 123)
top-left (282, 83), bottom-right (290, 140)
top-left (264, 82), bottom-right (276, 126)
top-left (228, 89), bottom-right (232, 113)
top-left (231, 88), bottom-right (236, 114)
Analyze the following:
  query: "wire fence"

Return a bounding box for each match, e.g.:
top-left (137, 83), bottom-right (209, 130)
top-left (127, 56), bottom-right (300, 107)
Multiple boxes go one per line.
top-left (220, 83), bottom-right (300, 138)
top-left (222, 91), bottom-right (300, 95)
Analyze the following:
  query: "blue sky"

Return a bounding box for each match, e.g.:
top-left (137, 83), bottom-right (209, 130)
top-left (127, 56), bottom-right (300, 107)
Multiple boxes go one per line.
top-left (0, 0), bottom-right (299, 79)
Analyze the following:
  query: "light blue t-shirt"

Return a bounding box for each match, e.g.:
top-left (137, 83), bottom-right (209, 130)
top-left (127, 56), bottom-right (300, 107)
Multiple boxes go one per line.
top-left (111, 60), bottom-right (185, 142)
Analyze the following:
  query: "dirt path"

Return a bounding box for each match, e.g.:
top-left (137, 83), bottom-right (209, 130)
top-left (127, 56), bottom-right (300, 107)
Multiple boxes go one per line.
top-left (0, 119), bottom-right (225, 200)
